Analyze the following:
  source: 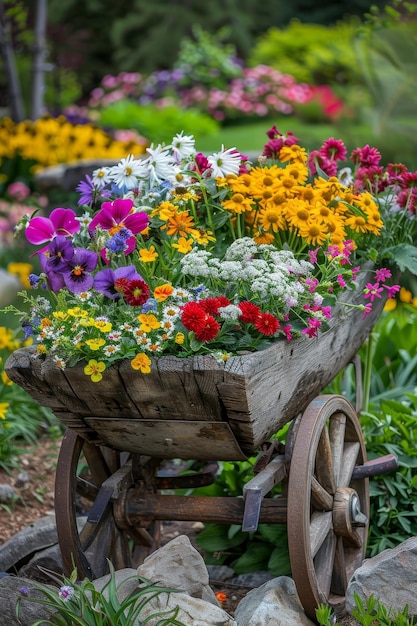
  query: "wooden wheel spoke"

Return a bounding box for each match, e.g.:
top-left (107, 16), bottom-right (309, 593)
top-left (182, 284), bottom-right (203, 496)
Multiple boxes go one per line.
top-left (310, 511), bottom-right (333, 557)
top-left (79, 508), bottom-right (112, 552)
top-left (55, 431), bottom-right (161, 579)
top-left (330, 536), bottom-right (348, 596)
top-left (83, 443), bottom-right (112, 485)
top-left (314, 530), bottom-right (337, 599)
top-left (311, 476), bottom-right (333, 511)
top-left (339, 442), bottom-right (360, 487)
top-left (76, 476), bottom-right (99, 501)
top-left (329, 413), bottom-right (346, 486)
top-left (316, 426), bottom-right (336, 495)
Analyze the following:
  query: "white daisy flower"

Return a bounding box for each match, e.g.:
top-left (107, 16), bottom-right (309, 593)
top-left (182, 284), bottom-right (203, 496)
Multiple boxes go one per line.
top-left (92, 166), bottom-right (111, 189)
top-left (170, 131), bottom-right (196, 161)
top-left (110, 154), bottom-right (146, 190)
top-left (207, 146), bottom-right (241, 177)
top-left (143, 144), bottom-right (176, 186)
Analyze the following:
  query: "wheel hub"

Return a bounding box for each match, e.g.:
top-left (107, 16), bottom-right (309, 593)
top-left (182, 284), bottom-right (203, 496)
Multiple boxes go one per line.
top-left (332, 487), bottom-right (368, 548)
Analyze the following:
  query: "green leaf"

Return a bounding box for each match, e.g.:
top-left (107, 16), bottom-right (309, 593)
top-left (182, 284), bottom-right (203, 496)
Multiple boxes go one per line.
top-left (230, 541), bottom-right (272, 573)
top-left (383, 243), bottom-right (417, 275)
top-left (268, 545), bottom-right (291, 576)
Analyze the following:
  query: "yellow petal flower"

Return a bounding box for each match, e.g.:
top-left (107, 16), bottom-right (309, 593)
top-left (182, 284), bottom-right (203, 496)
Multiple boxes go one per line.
top-left (131, 353), bottom-right (152, 374)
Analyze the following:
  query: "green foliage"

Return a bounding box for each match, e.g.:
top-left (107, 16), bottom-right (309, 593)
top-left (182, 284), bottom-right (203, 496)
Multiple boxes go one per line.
top-left (17, 562), bottom-right (186, 625)
top-left (173, 25), bottom-right (243, 91)
top-left (316, 593), bottom-right (417, 625)
top-left (249, 19), bottom-right (362, 86)
top-left (195, 451), bottom-right (291, 575)
top-left (98, 100), bottom-right (219, 145)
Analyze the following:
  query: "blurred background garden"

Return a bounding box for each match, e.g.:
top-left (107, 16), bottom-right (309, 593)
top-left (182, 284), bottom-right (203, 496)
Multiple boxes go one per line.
top-left (2, 0), bottom-right (417, 576)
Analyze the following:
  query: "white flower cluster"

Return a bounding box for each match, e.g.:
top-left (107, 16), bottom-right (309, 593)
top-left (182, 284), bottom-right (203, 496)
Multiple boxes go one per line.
top-left (91, 131), bottom-right (243, 199)
top-left (180, 237), bottom-right (316, 312)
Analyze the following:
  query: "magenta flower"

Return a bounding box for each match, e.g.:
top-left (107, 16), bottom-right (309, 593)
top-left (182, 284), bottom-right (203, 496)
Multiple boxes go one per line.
top-left (301, 317), bottom-right (322, 338)
top-left (89, 198), bottom-right (148, 236)
top-left (89, 198), bottom-right (148, 258)
top-left (385, 284), bottom-right (400, 299)
top-left (363, 282), bottom-right (384, 302)
top-left (319, 137), bottom-right (347, 162)
top-left (25, 208), bottom-right (80, 245)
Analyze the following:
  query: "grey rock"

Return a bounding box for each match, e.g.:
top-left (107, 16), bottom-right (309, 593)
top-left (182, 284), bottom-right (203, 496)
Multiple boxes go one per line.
top-left (207, 564), bottom-right (236, 583)
top-left (0, 575), bottom-right (55, 626)
top-left (0, 484), bottom-right (17, 504)
top-left (15, 471), bottom-right (30, 487)
top-left (138, 534), bottom-right (219, 605)
top-left (19, 543), bottom-right (64, 582)
top-left (0, 514), bottom-right (57, 572)
top-left (346, 536), bottom-right (417, 616)
top-left (234, 576), bottom-right (315, 626)
top-left (228, 571), bottom-right (275, 588)
top-left (132, 590), bottom-right (236, 626)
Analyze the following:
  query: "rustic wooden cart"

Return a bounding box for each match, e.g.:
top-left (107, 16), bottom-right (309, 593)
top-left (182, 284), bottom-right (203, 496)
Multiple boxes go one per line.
top-left (5, 275), bottom-right (397, 622)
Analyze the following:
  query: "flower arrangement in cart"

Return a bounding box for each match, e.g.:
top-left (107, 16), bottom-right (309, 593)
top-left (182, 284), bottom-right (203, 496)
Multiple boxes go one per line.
top-left (6, 125), bottom-right (417, 381)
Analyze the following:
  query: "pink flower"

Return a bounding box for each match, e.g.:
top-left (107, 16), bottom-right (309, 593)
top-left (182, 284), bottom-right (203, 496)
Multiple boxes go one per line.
top-left (385, 284), bottom-right (400, 299)
top-left (361, 303), bottom-right (373, 319)
top-left (319, 137), bottom-right (347, 162)
top-left (25, 208), bottom-right (80, 245)
top-left (363, 282), bottom-right (384, 302)
top-left (301, 317), bottom-right (322, 338)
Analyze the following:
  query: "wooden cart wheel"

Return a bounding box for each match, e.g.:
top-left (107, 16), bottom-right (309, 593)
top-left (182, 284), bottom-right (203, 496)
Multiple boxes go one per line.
top-left (55, 429), bottom-right (160, 579)
top-left (287, 394), bottom-right (369, 621)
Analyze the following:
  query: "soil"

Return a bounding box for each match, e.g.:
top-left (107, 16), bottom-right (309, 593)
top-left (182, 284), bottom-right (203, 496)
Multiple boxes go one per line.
top-left (0, 435), bottom-right (358, 624)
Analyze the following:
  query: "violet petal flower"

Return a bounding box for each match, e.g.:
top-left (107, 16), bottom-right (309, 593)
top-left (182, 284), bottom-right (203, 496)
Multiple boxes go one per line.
top-left (39, 252), bottom-right (66, 293)
top-left (94, 265), bottom-right (143, 299)
top-left (45, 235), bottom-right (75, 272)
top-left (26, 208), bottom-right (80, 245)
top-left (62, 248), bottom-right (98, 293)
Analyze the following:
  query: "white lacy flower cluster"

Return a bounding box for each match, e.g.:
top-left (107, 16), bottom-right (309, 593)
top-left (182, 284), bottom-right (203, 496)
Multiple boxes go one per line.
top-left (180, 237), bottom-right (319, 316)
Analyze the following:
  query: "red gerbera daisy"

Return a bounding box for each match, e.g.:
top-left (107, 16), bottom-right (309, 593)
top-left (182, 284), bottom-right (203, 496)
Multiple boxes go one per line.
top-left (181, 301), bottom-right (207, 332)
top-left (255, 312), bottom-right (280, 336)
top-left (122, 279), bottom-right (150, 306)
top-left (194, 315), bottom-right (220, 342)
top-left (238, 301), bottom-right (261, 324)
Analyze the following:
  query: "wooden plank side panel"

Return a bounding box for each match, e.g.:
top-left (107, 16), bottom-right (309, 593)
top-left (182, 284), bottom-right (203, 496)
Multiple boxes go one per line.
top-left (222, 292), bottom-right (386, 452)
top-left (119, 356), bottom-right (225, 421)
top-left (84, 418), bottom-right (248, 460)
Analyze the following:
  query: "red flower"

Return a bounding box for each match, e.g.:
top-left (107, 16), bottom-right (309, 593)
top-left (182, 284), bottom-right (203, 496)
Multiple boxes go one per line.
top-left (254, 313), bottom-right (280, 336)
top-left (194, 315), bottom-right (220, 342)
top-left (199, 296), bottom-right (231, 315)
top-left (238, 301), bottom-right (261, 324)
top-left (122, 279), bottom-right (150, 306)
top-left (181, 302), bottom-right (207, 332)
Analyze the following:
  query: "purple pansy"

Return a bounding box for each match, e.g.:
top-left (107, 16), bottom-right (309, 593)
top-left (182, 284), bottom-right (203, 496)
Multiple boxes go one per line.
top-left (61, 248), bottom-right (98, 293)
top-left (39, 252), bottom-right (66, 292)
top-left (94, 265), bottom-right (143, 299)
top-left (45, 235), bottom-right (75, 272)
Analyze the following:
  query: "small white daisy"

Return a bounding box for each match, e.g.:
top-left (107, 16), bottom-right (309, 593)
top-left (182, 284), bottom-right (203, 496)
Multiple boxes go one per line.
top-left (207, 146), bottom-right (241, 177)
top-left (170, 131), bottom-right (196, 162)
top-left (110, 154), bottom-right (147, 190)
top-left (92, 166), bottom-right (111, 189)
